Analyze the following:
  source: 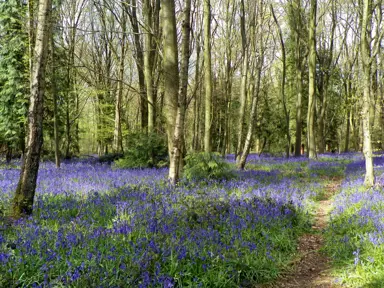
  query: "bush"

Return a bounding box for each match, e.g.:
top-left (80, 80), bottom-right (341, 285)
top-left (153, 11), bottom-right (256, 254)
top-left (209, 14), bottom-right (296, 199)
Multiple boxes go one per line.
top-left (183, 152), bottom-right (234, 181)
top-left (98, 153), bottom-right (124, 164)
top-left (114, 132), bottom-right (167, 169)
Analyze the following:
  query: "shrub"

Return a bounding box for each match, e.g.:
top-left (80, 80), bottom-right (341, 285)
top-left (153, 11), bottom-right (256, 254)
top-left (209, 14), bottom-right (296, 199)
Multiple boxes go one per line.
top-left (114, 132), bottom-right (167, 169)
top-left (183, 152), bottom-right (234, 181)
top-left (98, 153), bottom-right (124, 164)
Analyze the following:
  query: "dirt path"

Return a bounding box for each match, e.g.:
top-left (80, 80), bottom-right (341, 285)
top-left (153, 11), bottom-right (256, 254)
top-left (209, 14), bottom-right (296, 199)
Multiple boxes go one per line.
top-left (258, 178), bottom-right (342, 288)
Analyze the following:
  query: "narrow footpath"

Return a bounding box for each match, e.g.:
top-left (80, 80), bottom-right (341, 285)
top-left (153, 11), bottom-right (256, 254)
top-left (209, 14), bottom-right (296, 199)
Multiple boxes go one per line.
top-left (260, 178), bottom-right (343, 288)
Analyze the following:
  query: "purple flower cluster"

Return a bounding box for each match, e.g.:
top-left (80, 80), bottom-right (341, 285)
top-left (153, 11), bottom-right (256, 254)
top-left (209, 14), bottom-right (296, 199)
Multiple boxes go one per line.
top-left (325, 153), bottom-right (384, 286)
top-left (0, 156), bottom-right (319, 287)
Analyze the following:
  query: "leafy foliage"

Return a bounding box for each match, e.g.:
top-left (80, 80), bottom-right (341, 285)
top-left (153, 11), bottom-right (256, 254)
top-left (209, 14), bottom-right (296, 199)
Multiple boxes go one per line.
top-left (184, 152), bottom-right (235, 181)
top-left (0, 0), bottom-right (28, 149)
top-left (98, 152), bottom-right (124, 164)
top-left (114, 132), bottom-right (167, 169)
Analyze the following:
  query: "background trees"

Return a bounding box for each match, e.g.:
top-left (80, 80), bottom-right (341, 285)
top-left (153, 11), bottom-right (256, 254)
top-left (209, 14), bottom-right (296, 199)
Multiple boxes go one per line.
top-left (1, 0), bottom-right (383, 188)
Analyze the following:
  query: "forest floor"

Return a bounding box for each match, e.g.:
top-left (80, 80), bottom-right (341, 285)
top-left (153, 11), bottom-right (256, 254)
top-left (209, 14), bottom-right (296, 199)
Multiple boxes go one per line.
top-left (259, 177), bottom-right (343, 288)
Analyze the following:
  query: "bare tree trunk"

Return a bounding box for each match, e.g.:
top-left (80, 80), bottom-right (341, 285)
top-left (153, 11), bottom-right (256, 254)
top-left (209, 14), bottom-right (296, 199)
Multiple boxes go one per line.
top-left (169, 0), bottom-right (192, 182)
top-left (51, 33), bottom-right (60, 168)
top-left (143, 0), bottom-right (155, 132)
top-left (291, 0), bottom-right (304, 157)
top-left (238, 69), bottom-right (262, 169)
top-left (344, 77), bottom-right (351, 152)
top-left (271, 3), bottom-right (290, 158)
top-left (238, 2), bottom-right (263, 169)
top-left (28, 0), bottom-right (35, 80)
top-left (307, 0), bottom-right (317, 159)
top-left (236, 0), bottom-right (248, 160)
top-left (203, 0), bottom-right (212, 152)
top-left (113, 8), bottom-right (126, 153)
top-left (318, 5), bottom-right (336, 154)
top-left (126, 0), bottom-right (147, 131)
top-left (361, 0), bottom-right (374, 187)
top-left (13, 0), bottom-right (52, 217)
top-left (192, 40), bottom-right (201, 151)
top-left (222, 0), bottom-right (234, 156)
top-left (345, 110), bottom-right (350, 152)
top-left (162, 0), bottom-right (179, 182)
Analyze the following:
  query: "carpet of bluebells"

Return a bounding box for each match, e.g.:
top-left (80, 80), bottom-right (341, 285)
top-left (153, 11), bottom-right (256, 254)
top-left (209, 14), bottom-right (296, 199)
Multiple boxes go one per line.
top-left (324, 153), bottom-right (384, 287)
top-left (0, 154), bottom-right (349, 287)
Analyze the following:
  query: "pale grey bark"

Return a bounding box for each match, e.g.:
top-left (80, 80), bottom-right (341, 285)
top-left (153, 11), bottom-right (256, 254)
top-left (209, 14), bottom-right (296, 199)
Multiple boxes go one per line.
top-left (162, 0), bottom-right (179, 183)
top-left (307, 0), bottom-right (317, 159)
top-left (361, 0), bottom-right (374, 187)
top-left (318, 4), bottom-right (336, 154)
top-left (113, 7), bottom-right (127, 153)
top-left (143, 0), bottom-right (159, 132)
top-left (126, 0), bottom-right (148, 130)
top-left (51, 33), bottom-right (60, 168)
top-left (236, 0), bottom-right (248, 160)
top-left (203, 0), bottom-right (212, 152)
top-left (271, 3), bottom-right (290, 158)
top-left (13, 0), bottom-right (52, 217)
top-left (169, 0), bottom-right (192, 182)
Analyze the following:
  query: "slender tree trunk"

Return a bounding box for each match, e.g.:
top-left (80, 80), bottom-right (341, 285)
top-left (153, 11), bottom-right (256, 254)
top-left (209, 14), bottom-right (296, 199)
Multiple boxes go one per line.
top-left (13, 0), bottom-right (52, 217)
top-left (6, 145), bottom-right (12, 164)
top-left (51, 33), bottom-right (60, 168)
top-left (361, 0), bottom-right (374, 187)
top-left (295, 66), bottom-right (303, 156)
top-left (271, 3), bottom-right (290, 158)
top-left (143, 0), bottom-right (155, 133)
top-left (292, 0), bottom-right (304, 157)
top-left (344, 77), bottom-right (351, 152)
top-left (222, 0), bottom-right (234, 156)
top-left (162, 0), bottom-right (179, 182)
top-left (192, 41), bottom-right (201, 151)
top-left (28, 0), bottom-right (34, 80)
top-left (113, 8), bottom-right (126, 153)
top-left (238, 70), bottom-right (262, 169)
top-left (238, 2), bottom-right (263, 169)
top-left (318, 5), bottom-right (336, 154)
top-left (126, 0), bottom-right (147, 131)
top-left (65, 99), bottom-right (71, 158)
top-left (307, 0), bottom-right (317, 159)
top-left (203, 0), bottom-right (212, 152)
top-left (169, 0), bottom-right (192, 182)
top-left (345, 110), bottom-right (350, 152)
top-left (236, 0), bottom-right (248, 160)
top-left (381, 69), bottom-right (384, 150)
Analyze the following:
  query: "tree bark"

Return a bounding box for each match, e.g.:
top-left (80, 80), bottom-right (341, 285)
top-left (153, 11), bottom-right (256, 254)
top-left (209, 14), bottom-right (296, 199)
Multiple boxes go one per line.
top-left (271, 3), bottom-right (290, 158)
top-left (238, 66), bottom-right (262, 169)
top-left (143, 0), bottom-right (155, 132)
top-left (192, 38), bottom-right (201, 151)
top-left (291, 0), bottom-right (304, 157)
top-left (236, 0), bottom-right (248, 160)
top-left (361, 0), bottom-right (374, 187)
top-left (113, 7), bottom-right (127, 153)
top-left (203, 0), bottom-right (212, 152)
top-left (13, 0), bottom-right (52, 217)
top-left (162, 0), bottom-right (179, 182)
top-left (169, 0), bottom-right (192, 182)
top-left (307, 0), bottom-right (317, 159)
top-left (318, 5), bottom-right (336, 154)
top-left (51, 33), bottom-right (60, 168)
top-left (126, 0), bottom-right (147, 131)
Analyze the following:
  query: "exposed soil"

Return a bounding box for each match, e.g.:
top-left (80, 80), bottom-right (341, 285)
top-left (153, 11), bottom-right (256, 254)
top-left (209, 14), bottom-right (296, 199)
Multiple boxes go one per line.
top-left (257, 178), bottom-right (342, 288)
